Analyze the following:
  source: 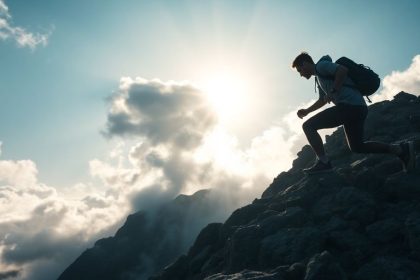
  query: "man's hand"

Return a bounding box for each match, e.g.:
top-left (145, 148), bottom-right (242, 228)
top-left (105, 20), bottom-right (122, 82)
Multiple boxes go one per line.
top-left (297, 109), bottom-right (308, 119)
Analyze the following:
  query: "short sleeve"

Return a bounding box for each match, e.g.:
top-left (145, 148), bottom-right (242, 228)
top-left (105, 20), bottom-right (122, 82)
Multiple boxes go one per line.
top-left (316, 61), bottom-right (338, 76)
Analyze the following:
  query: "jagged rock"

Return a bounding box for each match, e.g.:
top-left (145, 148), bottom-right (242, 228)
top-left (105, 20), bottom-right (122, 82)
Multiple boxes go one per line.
top-left (404, 212), bottom-right (420, 259)
top-left (258, 207), bottom-right (306, 236)
top-left (383, 172), bottom-right (420, 202)
top-left (226, 225), bottom-right (263, 273)
top-left (259, 227), bottom-right (325, 267)
top-left (284, 263), bottom-right (306, 280)
top-left (365, 218), bottom-right (402, 243)
top-left (304, 251), bottom-right (347, 280)
top-left (262, 171), bottom-right (304, 199)
top-left (353, 256), bottom-right (420, 280)
top-left (311, 187), bottom-right (376, 225)
top-left (204, 269), bottom-right (281, 280)
top-left (292, 145), bottom-right (316, 170)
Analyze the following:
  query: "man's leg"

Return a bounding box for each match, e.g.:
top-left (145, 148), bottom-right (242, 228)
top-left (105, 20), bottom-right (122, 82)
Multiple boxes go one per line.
top-left (343, 108), bottom-right (416, 171)
top-left (344, 122), bottom-right (390, 154)
top-left (302, 106), bottom-right (344, 159)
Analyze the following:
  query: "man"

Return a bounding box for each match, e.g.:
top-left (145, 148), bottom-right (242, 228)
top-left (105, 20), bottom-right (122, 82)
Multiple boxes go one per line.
top-left (292, 52), bottom-right (416, 174)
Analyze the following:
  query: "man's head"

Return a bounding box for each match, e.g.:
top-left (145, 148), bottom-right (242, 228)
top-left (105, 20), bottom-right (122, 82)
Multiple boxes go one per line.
top-left (292, 52), bottom-right (315, 79)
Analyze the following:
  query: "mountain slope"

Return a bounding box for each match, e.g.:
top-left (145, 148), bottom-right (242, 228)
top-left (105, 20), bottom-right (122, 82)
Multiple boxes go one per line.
top-left (150, 92), bottom-right (420, 280)
top-left (57, 189), bottom-right (239, 280)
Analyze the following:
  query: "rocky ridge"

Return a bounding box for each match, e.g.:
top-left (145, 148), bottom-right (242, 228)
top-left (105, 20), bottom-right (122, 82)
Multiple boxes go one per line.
top-left (58, 189), bottom-right (238, 280)
top-left (151, 92), bottom-right (420, 280)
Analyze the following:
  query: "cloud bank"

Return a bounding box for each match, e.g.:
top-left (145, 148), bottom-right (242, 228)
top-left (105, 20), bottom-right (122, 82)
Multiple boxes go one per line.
top-left (373, 54), bottom-right (420, 102)
top-left (0, 157), bottom-right (130, 280)
top-left (0, 0), bottom-right (51, 49)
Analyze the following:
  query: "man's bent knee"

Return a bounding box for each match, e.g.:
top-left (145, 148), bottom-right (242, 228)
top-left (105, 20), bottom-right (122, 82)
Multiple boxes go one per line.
top-left (302, 120), bottom-right (313, 133)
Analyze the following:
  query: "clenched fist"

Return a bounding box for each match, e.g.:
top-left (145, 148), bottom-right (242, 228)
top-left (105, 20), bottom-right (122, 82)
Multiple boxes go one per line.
top-left (297, 109), bottom-right (308, 119)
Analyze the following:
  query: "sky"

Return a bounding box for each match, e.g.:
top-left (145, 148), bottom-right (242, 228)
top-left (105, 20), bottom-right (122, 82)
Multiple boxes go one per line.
top-left (0, 0), bottom-right (420, 279)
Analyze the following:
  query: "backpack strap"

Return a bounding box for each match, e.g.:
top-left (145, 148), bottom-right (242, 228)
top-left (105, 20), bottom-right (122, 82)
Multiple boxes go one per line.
top-left (315, 69), bottom-right (359, 91)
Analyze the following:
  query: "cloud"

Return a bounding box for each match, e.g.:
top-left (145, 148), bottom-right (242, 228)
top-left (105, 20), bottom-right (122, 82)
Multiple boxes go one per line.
top-left (0, 0), bottom-right (51, 49)
top-left (104, 77), bottom-right (218, 150)
top-left (372, 54), bottom-right (420, 102)
top-left (0, 0), bottom-right (9, 18)
top-left (0, 156), bottom-right (130, 280)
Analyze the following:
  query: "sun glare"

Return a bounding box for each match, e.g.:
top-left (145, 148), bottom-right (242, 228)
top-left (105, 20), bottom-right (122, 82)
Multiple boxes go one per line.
top-left (198, 70), bottom-right (251, 123)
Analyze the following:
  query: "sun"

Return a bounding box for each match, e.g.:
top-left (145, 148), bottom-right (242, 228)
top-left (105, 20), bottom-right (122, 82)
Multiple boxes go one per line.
top-left (197, 69), bottom-right (251, 124)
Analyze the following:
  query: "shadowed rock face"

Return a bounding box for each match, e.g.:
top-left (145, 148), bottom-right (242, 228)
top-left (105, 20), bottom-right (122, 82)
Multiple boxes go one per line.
top-left (59, 92), bottom-right (420, 280)
top-left (150, 92), bottom-right (420, 280)
top-left (57, 189), bottom-right (233, 280)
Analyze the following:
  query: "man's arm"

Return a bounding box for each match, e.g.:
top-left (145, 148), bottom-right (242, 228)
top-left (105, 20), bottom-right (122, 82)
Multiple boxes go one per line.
top-left (332, 65), bottom-right (348, 92)
top-left (297, 97), bottom-right (327, 119)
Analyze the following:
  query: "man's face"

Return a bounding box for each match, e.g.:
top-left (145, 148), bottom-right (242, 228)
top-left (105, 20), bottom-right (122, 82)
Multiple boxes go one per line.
top-left (296, 62), bottom-right (311, 79)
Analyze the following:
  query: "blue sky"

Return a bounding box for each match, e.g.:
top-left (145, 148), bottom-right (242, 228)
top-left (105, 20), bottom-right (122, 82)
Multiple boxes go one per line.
top-left (1, 2), bottom-right (420, 278)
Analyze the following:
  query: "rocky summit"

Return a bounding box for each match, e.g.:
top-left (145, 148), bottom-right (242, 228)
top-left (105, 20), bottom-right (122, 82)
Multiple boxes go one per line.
top-left (59, 92), bottom-right (420, 280)
top-left (151, 92), bottom-right (420, 280)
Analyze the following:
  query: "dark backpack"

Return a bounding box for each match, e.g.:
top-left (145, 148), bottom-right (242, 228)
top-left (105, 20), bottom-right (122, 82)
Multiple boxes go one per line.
top-left (317, 56), bottom-right (381, 98)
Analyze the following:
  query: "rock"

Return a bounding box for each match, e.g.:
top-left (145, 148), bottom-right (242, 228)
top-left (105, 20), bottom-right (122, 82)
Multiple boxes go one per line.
top-left (404, 212), bottom-right (420, 258)
top-left (353, 256), bottom-right (420, 280)
top-left (258, 207), bottom-right (307, 236)
top-left (328, 229), bottom-right (370, 251)
top-left (259, 227), bottom-right (325, 267)
top-left (322, 216), bottom-right (349, 232)
top-left (151, 255), bottom-right (189, 280)
top-left (188, 223), bottom-right (223, 257)
top-left (275, 174), bottom-right (344, 212)
top-left (223, 204), bottom-right (267, 229)
top-left (383, 173), bottom-right (420, 202)
top-left (311, 187), bottom-right (375, 224)
top-left (284, 262), bottom-right (306, 280)
top-left (304, 251), bottom-right (347, 280)
top-left (226, 225), bottom-right (263, 273)
top-left (292, 145), bottom-right (316, 170)
top-left (262, 171), bottom-right (304, 199)
top-left (365, 218), bottom-right (402, 243)
top-left (204, 269), bottom-right (281, 280)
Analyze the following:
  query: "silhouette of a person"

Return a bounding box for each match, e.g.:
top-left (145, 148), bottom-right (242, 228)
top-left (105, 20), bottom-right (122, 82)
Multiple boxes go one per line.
top-left (292, 52), bottom-right (416, 174)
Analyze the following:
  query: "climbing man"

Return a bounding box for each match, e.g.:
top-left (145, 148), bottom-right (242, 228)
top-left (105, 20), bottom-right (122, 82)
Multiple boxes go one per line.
top-left (292, 52), bottom-right (416, 174)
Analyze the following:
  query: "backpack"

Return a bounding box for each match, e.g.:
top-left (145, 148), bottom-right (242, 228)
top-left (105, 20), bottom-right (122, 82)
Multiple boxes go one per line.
top-left (316, 56), bottom-right (381, 100)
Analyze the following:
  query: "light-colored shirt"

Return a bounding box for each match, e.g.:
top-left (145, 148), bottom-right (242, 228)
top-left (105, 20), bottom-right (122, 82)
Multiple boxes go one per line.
top-left (315, 55), bottom-right (366, 107)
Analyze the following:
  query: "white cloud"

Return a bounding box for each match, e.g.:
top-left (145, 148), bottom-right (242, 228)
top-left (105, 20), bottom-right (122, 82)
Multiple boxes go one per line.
top-left (0, 0), bottom-right (51, 49)
top-left (0, 156), bottom-right (130, 280)
top-left (0, 0), bottom-right (9, 18)
top-left (372, 54), bottom-right (420, 102)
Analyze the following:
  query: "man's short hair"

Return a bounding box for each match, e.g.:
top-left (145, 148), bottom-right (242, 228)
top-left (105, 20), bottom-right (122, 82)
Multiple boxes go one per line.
top-left (292, 52), bottom-right (314, 68)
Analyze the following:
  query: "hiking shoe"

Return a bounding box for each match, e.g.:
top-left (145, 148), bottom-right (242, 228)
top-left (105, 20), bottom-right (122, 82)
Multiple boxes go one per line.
top-left (303, 160), bottom-right (333, 175)
top-left (399, 141), bottom-right (416, 172)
